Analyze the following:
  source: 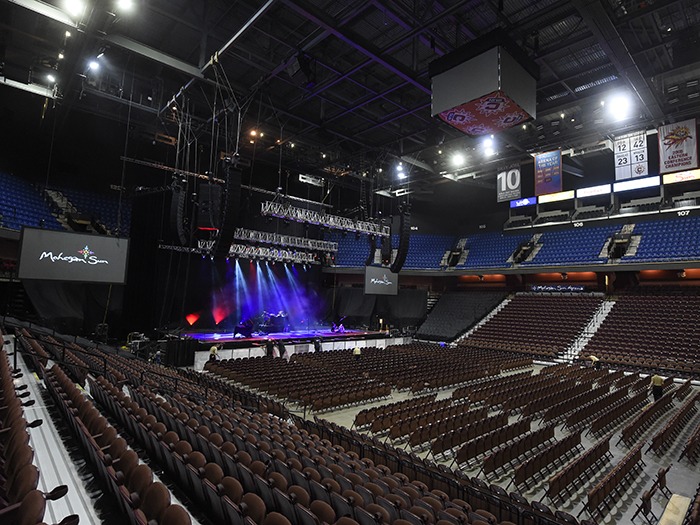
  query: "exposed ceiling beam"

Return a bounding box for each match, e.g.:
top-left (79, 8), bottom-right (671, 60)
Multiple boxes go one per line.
top-left (103, 34), bottom-right (204, 79)
top-left (281, 0), bottom-right (431, 95)
top-left (0, 77), bottom-right (55, 99)
top-left (400, 155), bottom-right (435, 175)
top-left (7, 0), bottom-right (77, 27)
top-left (201, 0), bottom-right (276, 73)
top-left (572, 0), bottom-right (665, 121)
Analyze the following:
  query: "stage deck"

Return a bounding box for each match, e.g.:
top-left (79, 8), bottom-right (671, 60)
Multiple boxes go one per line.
top-left (180, 328), bottom-right (386, 347)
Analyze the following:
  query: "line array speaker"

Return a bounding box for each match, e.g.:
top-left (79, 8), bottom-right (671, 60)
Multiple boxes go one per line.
top-left (214, 164), bottom-right (242, 257)
top-left (169, 183), bottom-right (189, 246)
top-left (381, 235), bottom-right (392, 265)
top-left (365, 235), bottom-right (377, 266)
top-left (197, 184), bottom-right (222, 230)
top-left (390, 205), bottom-right (411, 273)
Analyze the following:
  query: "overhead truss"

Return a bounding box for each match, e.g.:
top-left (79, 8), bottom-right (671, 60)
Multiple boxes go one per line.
top-left (260, 201), bottom-right (390, 237)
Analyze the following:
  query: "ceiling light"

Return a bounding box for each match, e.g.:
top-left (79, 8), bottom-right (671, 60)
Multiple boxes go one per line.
top-left (396, 162), bottom-right (404, 172)
top-left (522, 124), bottom-right (527, 130)
top-left (322, 153), bottom-right (326, 158)
top-left (117, 0), bottom-right (134, 11)
top-left (250, 130), bottom-right (257, 136)
top-left (560, 113), bottom-right (565, 119)
top-left (58, 52), bottom-right (64, 60)
top-left (438, 149), bottom-right (443, 154)
top-left (608, 94), bottom-right (632, 121)
top-left (88, 60), bottom-right (100, 71)
top-left (483, 137), bottom-right (493, 148)
top-left (65, 31), bottom-right (72, 38)
top-left (290, 143), bottom-right (295, 148)
top-left (47, 74), bottom-right (56, 83)
top-left (397, 172), bottom-right (407, 180)
top-left (451, 153), bottom-right (465, 167)
top-left (65, 0), bottom-right (84, 17)
top-left (485, 147), bottom-right (495, 156)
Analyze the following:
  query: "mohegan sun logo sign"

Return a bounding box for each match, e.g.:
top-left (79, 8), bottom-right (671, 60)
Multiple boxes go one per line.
top-left (39, 244), bottom-right (109, 266)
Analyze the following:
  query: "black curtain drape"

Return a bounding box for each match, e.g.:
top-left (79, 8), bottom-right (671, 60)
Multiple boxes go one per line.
top-left (23, 280), bottom-right (124, 336)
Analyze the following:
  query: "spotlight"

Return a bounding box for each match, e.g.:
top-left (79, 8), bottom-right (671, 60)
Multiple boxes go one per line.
top-left (88, 60), bottom-right (100, 71)
top-left (116, 0), bottom-right (134, 11)
top-left (451, 153), bottom-right (465, 167)
top-left (608, 94), bottom-right (632, 121)
top-left (47, 74), bottom-right (56, 83)
top-left (483, 137), bottom-right (495, 156)
top-left (250, 130), bottom-right (257, 136)
top-left (65, 0), bottom-right (84, 17)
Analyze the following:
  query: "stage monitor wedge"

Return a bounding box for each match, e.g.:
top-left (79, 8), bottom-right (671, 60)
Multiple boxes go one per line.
top-left (365, 265), bottom-right (398, 296)
top-left (18, 228), bottom-right (129, 284)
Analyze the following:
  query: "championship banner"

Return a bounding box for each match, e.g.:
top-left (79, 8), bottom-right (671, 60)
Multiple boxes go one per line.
top-left (496, 166), bottom-right (521, 202)
top-left (659, 118), bottom-right (698, 174)
top-left (534, 150), bottom-right (562, 196)
top-left (614, 130), bottom-right (648, 180)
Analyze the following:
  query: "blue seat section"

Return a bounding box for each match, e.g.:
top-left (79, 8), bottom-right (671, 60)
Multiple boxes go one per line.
top-left (329, 216), bottom-right (700, 270)
top-left (458, 232), bottom-right (531, 269)
top-left (403, 234), bottom-right (456, 269)
top-left (0, 171), bottom-right (62, 231)
top-left (325, 232), bottom-right (374, 267)
top-left (327, 232), bottom-right (457, 268)
top-left (620, 216), bottom-right (700, 263)
top-left (58, 186), bottom-right (131, 234)
top-left (521, 224), bottom-right (618, 266)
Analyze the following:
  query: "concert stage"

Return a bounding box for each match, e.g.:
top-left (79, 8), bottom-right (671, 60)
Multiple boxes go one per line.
top-left (181, 327), bottom-right (385, 347)
top-left (177, 327), bottom-right (411, 370)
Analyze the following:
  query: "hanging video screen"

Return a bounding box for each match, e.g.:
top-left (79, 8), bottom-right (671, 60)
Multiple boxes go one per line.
top-left (18, 228), bottom-right (129, 284)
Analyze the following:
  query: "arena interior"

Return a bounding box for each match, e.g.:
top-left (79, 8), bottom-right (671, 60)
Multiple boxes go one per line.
top-left (2, 1), bottom-right (700, 525)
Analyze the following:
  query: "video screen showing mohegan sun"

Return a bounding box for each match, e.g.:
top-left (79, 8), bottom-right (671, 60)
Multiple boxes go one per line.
top-left (18, 228), bottom-right (129, 284)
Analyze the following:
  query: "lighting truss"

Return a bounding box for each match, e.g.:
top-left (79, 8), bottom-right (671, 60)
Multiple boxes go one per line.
top-left (261, 201), bottom-right (390, 237)
top-left (158, 242), bottom-right (319, 264)
top-left (228, 243), bottom-right (319, 264)
top-left (158, 244), bottom-right (202, 253)
top-left (233, 228), bottom-right (338, 252)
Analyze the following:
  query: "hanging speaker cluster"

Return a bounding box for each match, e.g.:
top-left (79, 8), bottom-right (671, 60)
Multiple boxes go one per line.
top-left (213, 161), bottom-right (242, 257)
top-left (365, 235), bottom-right (377, 266)
top-left (169, 182), bottom-right (189, 246)
top-left (390, 205), bottom-right (411, 274)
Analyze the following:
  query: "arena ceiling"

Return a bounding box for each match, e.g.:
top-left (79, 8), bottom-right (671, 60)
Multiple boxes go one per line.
top-left (2, 0), bottom-right (700, 201)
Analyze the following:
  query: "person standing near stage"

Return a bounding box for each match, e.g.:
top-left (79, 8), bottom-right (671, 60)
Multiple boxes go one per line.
top-left (353, 346), bottom-right (362, 361)
top-left (209, 343), bottom-right (220, 362)
top-left (651, 373), bottom-right (664, 401)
